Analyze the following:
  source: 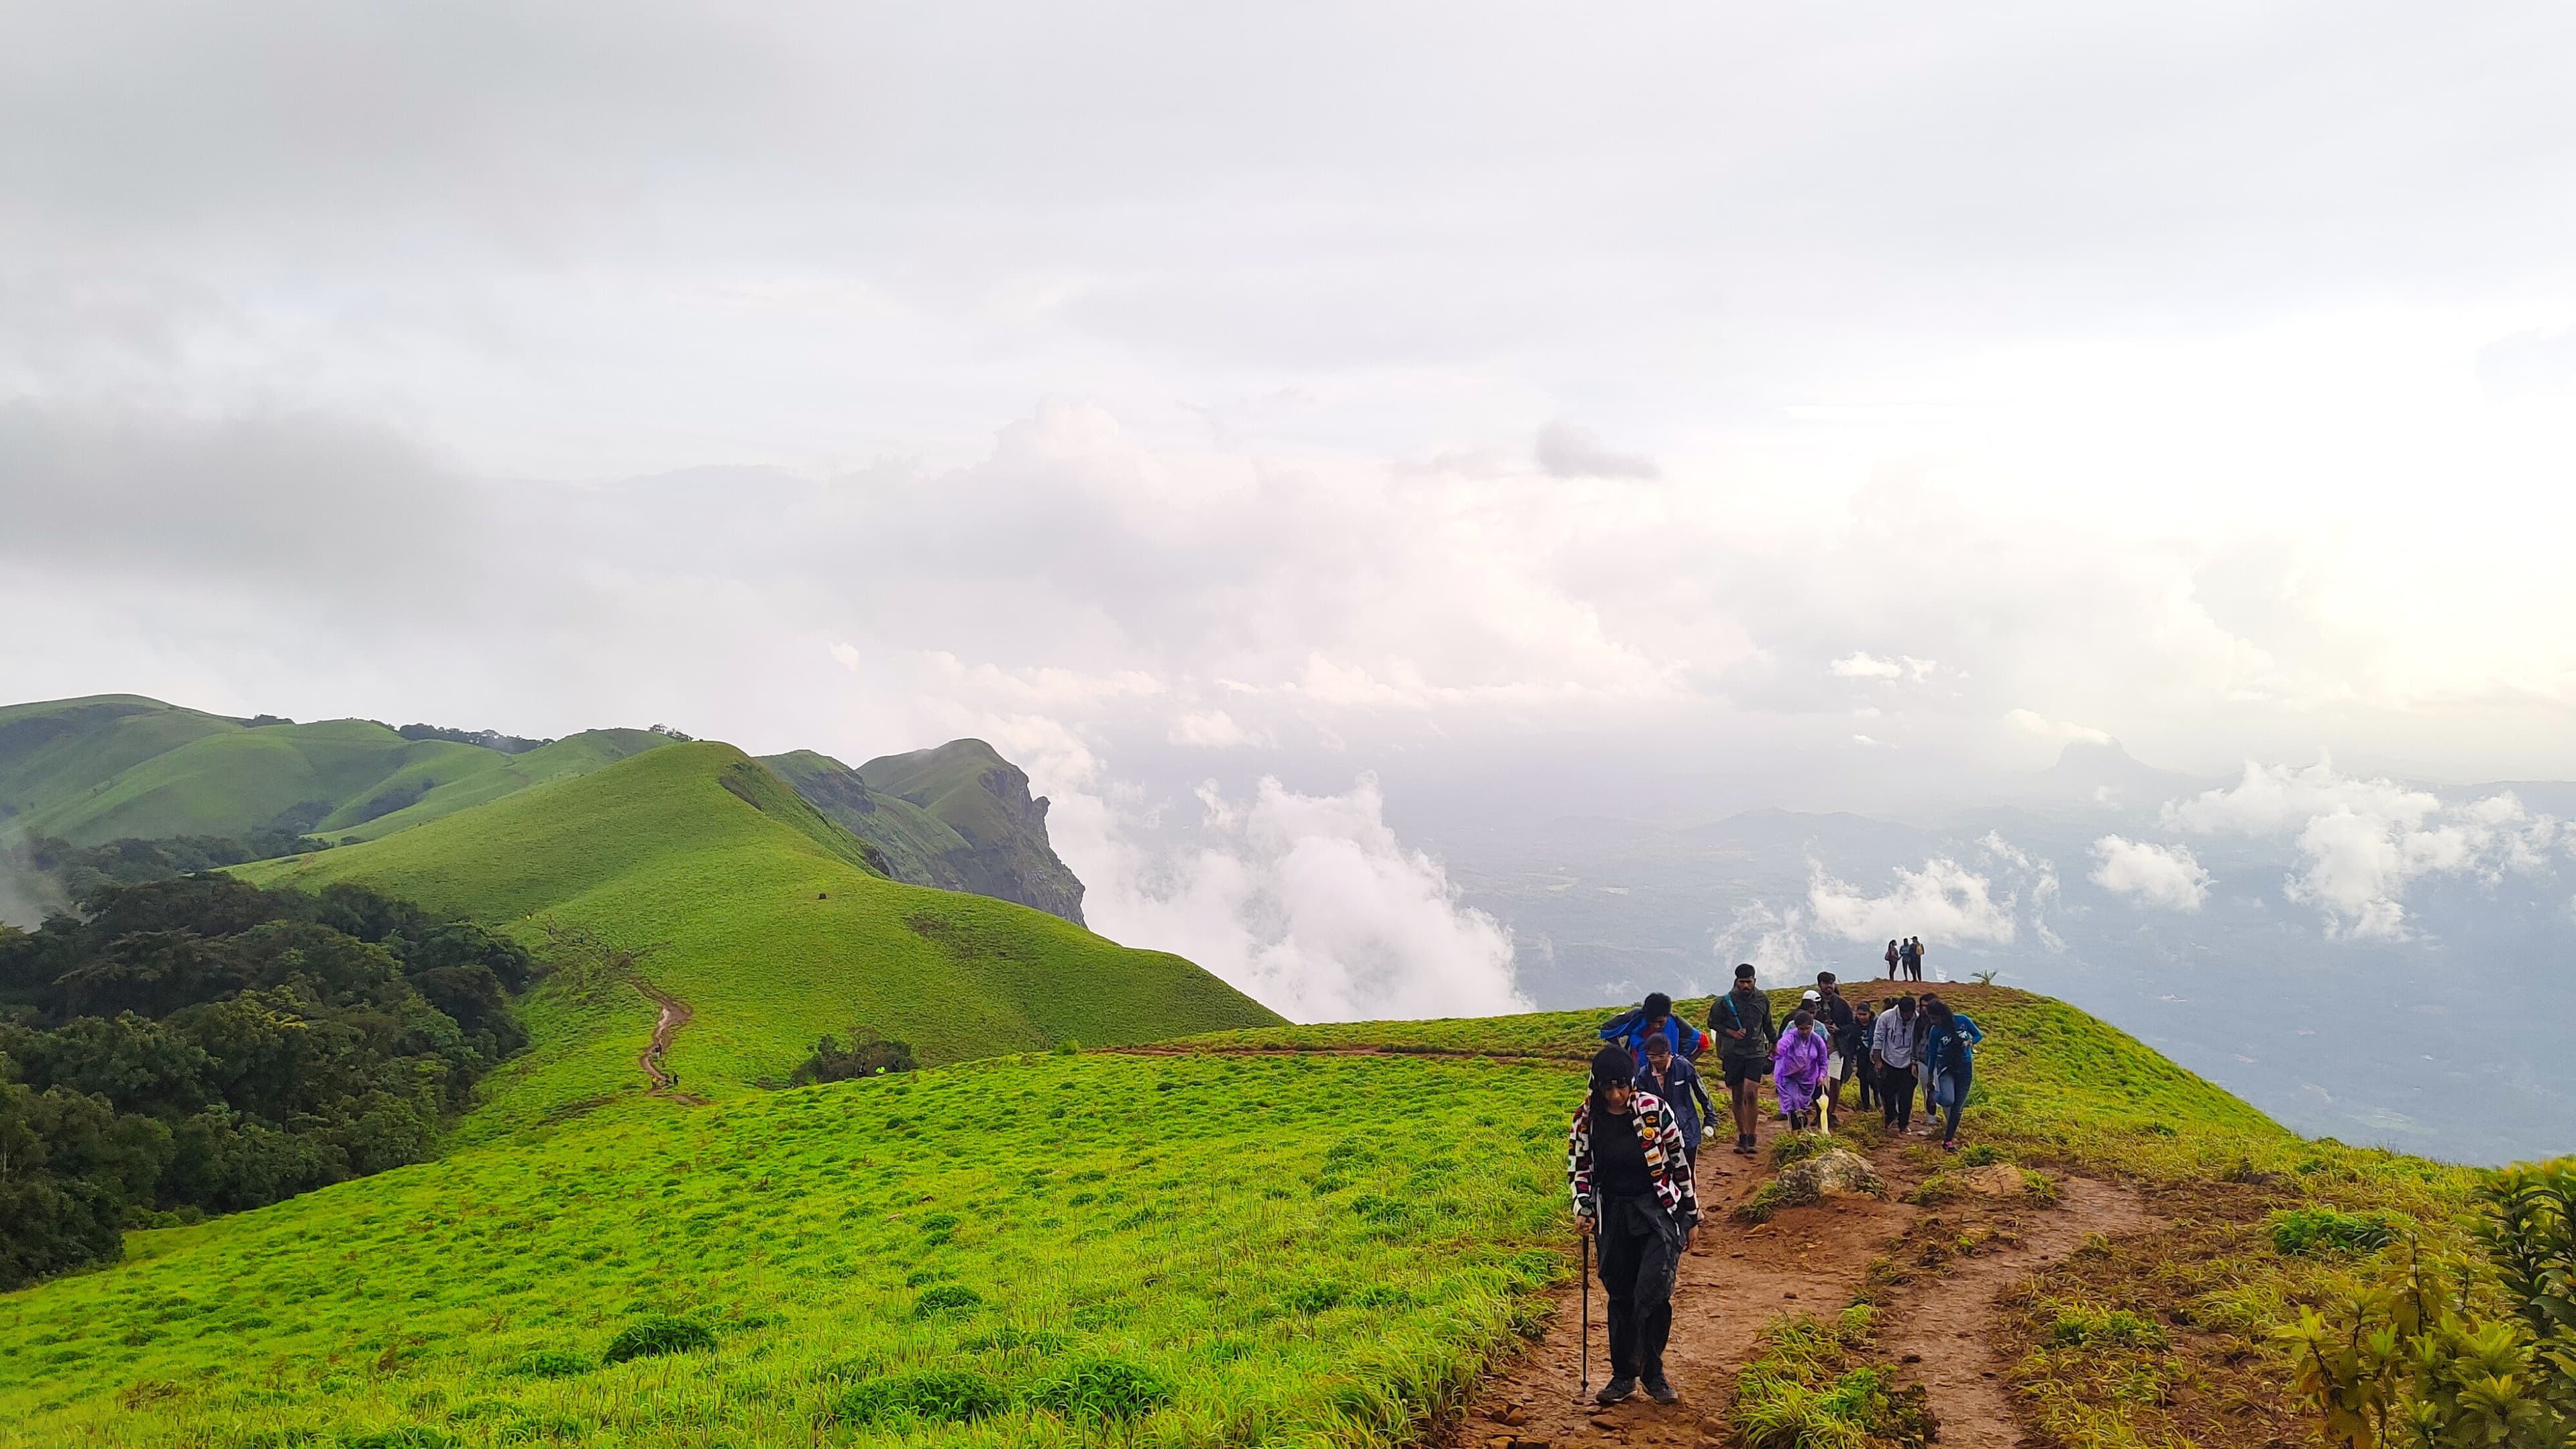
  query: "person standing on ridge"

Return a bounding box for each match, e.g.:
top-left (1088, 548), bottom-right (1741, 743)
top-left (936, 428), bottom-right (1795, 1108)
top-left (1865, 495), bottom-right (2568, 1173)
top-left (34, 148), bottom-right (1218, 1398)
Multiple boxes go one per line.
top-left (1913, 936), bottom-right (1930, 981)
top-left (1601, 991), bottom-right (1701, 1064)
top-left (1871, 994), bottom-right (1921, 1131)
top-left (1709, 963), bottom-right (1775, 1157)
top-left (1568, 1044), bottom-right (1700, 1406)
top-left (1884, 939), bottom-right (1901, 979)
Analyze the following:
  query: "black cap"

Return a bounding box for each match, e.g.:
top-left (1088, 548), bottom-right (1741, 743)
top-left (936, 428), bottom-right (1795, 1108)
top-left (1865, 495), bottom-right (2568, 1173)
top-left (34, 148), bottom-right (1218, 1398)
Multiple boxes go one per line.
top-left (1734, 963), bottom-right (1756, 980)
top-left (1590, 1044), bottom-right (1634, 1088)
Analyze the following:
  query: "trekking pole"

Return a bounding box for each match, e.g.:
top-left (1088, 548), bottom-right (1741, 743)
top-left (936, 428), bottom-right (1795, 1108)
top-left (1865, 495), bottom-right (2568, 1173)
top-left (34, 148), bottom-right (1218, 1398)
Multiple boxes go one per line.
top-left (1577, 1224), bottom-right (1592, 1406)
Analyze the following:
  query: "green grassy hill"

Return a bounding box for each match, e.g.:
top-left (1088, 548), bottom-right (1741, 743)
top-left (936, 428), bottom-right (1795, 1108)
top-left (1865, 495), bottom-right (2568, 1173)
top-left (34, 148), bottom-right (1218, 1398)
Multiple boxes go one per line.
top-left (0, 694), bottom-right (669, 847)
top-left (763, 741), bottom-right (1087, 924)
top-left (0, 984), bottom-right (2502, 1449)
top-left (235, 741), bottom-right (1279, 1137)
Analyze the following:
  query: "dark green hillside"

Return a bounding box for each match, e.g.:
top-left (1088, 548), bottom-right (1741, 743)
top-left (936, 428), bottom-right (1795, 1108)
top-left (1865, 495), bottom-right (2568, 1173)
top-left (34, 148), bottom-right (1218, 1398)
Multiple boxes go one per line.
top-left (237, 743), bottom-right (1278, 1134)
top-left (765, 739), bottom-right (1087, 924)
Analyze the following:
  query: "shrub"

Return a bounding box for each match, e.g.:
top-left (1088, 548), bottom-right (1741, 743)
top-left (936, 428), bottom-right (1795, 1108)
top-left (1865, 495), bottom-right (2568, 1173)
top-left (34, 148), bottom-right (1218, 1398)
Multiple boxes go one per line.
top-left (790, 1028), bottom-right (916, 1085)
top-left (2270, 1207), bottom-right (2396, 1256)
top-left (1030, 1355), bottom-right (1177, 1419)
top-left (510, 1350), bottom-right (589, 1378)
top-left (834, 1369), bottom-right (1008, 1425)
top-left (600, 1317), bottom-right (715, 1363)
top-left (912, 1284), bottom-right (983, 1318)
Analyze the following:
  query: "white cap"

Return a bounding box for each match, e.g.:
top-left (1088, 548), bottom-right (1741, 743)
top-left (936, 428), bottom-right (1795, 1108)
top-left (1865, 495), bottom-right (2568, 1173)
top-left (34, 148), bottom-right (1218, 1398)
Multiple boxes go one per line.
top-left (1801, 989), bottom-right (1822, 1001)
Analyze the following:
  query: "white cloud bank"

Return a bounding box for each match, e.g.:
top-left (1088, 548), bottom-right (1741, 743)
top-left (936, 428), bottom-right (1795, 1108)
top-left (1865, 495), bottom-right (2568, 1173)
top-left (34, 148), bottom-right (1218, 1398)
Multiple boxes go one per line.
top-left (1052, 770), bottom-right (1527, 1023)
top-left (2163, 756), bottom-right (2559, 937)
top-left (2090, 836), bottom-right (2212, 912)
top-left (1808, 857), bottom-right (2019, 946)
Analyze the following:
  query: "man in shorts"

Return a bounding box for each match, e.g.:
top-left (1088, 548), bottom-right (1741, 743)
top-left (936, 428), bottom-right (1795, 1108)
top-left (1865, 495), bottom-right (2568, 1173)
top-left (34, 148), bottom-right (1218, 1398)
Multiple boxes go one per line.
top-left (1707, 963), bottom-right (1776, 1156)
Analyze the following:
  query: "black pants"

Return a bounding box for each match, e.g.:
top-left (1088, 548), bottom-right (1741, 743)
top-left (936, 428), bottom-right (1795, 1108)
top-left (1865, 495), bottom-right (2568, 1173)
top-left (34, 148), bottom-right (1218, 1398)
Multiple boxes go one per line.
top-left (1880, 1062), bottom-right (1917, 1128)
top-left (1595, 1193), bottom-right (1681, 1382)
top-left (1848, 1049), bottom-right (1875, 1108)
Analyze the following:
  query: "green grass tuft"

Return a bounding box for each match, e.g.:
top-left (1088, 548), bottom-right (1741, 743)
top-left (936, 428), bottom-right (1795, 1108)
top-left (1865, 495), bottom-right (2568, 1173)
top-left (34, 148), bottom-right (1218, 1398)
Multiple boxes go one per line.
top-left (833, 1369), bottom-right (1009, 1426)
top-left (2267, 1205), bottom-right (2399, 1256)
top-left (599, 1317), bottom-right (716, 1363)
top-left (912, 1284), bottom-right (985, 1318)
top-left (1028, 1355), bottom-right (1178, 1419)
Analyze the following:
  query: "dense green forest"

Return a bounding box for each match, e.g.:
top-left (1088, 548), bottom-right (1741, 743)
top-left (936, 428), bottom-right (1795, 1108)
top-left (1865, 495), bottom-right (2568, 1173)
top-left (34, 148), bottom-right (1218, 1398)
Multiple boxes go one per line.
top-left (0, 875), bottom-right (531, 1288)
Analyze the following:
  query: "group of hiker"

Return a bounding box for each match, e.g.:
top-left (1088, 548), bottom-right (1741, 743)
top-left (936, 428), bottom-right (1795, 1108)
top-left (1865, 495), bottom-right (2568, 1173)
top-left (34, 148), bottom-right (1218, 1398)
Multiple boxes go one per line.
top-left (1570, 960), bottom-right (1986, 1405)
top-left (1883, 936), bottom-right (1929, 980)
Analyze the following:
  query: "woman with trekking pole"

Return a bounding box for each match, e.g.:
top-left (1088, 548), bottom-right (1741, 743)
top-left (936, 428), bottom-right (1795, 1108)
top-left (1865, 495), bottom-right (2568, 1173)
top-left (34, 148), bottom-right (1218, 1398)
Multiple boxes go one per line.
top-left (1568, 1044), bottom-right (1701, 1407)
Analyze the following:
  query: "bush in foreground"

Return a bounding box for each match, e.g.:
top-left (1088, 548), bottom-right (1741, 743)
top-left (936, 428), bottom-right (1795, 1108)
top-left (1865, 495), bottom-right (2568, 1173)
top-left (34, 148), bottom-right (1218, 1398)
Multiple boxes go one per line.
top-left (834, 1370), bottom-right (1008, 1426)
top-left (1029, 1356), bottom-right (1177, 1419)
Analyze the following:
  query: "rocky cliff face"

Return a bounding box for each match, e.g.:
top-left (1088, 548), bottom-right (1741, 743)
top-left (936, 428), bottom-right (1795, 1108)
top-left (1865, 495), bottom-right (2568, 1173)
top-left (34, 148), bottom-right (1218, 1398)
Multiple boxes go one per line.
top-left (759, 741), bottom-right (1087, 926)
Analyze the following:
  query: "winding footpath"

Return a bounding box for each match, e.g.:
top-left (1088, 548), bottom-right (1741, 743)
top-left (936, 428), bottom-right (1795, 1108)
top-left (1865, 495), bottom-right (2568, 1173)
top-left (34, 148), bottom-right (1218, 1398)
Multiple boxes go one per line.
top-left (633, 980), bottom-right (708, 1105)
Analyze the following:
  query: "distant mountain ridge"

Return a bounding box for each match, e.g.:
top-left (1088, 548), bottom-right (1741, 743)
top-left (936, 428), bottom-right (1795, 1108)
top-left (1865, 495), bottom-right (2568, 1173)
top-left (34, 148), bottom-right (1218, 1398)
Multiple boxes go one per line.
top-left (762, 741), bottom-right (1087, 925)
top-left (0, 694), bottom-right (1091, 929)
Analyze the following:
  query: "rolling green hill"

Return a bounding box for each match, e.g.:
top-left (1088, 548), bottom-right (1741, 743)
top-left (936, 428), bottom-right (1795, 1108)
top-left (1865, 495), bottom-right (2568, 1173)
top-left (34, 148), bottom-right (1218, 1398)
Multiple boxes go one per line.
top-left (763, 741), bottom-right (1089, 924)
top-left (0, 985), bottom-right (2508, 1449)
top-left (235, 741), bottom-right (1279, 1136)
top-left (0, 694), bottom-right (669, 848)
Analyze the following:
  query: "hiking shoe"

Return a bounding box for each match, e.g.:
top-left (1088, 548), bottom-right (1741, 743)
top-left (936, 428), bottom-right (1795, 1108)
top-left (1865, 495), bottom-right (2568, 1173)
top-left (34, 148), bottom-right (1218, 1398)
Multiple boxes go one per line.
top-left (1595, 1377), bottom-right (1636, 1406)
top-left (1645, 1376), bottom-right (1680, 1405)
top-left (1736, 1135), bottom-right (1755, 1155)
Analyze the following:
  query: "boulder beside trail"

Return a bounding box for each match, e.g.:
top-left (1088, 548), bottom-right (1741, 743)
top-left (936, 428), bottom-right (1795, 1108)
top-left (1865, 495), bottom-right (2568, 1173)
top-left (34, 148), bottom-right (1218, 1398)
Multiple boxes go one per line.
top-left (1735, 1146), bottom-right (1886, 1221)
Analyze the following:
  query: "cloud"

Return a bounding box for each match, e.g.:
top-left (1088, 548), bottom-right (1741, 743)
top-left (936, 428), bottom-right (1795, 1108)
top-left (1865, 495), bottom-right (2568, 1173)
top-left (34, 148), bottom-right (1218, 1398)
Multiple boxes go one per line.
top-left (2089, 836), bottom-right (2212, 912)
top-left (1534, 422), bottom-right (1659, 480)
top-left (1710, 900), bottom-right (1816, 981)
top-left (1059, 772), bottom-right (1527, 1022)
top-left (1807, 857), bottom-right (2018, 947)
top-left (2164, 756), bottom-right (2558, 936)
top-left (1830, 653), bottom-right (1904, 680)
top-left (1831, 653), bottom-right (1939, 682)
top-left (1168, 708), bottom-right (1268, 748)
top-left (2004, 708), bottom-right (2114, 745)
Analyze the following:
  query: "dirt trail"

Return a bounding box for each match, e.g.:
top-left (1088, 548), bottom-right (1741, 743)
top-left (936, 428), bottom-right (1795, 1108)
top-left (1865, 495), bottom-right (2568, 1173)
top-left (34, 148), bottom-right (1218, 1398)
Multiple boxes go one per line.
top-left (632, 980), bottom-right (706, 1105)
top-left (1873, 1174), bottom-right (2153, 1446)
top-left (1441, 1100), bottom-right (2152, 1449)
top-left (1105, 1040), bottom-right (2155, 1446)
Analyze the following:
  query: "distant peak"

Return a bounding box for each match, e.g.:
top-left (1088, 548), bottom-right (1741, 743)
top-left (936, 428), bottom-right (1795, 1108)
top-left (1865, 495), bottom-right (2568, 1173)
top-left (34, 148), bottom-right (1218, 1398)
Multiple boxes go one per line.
top-left (2054, 737), bottom-right (2132, 767)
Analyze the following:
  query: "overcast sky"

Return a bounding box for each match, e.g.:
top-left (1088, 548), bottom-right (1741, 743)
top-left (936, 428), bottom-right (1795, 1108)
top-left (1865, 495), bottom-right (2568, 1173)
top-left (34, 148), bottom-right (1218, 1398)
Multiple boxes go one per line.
top-left (7, 3), bottom-right (2575, 1014)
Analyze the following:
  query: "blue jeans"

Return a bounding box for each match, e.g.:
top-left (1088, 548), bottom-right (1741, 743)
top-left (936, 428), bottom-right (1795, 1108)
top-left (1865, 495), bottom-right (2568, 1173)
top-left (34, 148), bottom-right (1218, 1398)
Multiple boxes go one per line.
top-left (1937, 1061), bottom-right (1972, 1140)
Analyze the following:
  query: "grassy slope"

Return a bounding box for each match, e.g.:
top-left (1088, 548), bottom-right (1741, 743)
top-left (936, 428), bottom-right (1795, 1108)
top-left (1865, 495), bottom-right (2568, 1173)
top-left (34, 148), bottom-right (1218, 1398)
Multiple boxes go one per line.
top-left (333, 729), bottom-right (673, 842)
top-left (0, 984), bottom-right (2501, 1449)
top-left (759, 749), bottom-right (975, 888)
top-left (0, 696), bottom-right (239, 829)
top-left (0, 1052), bottom-right (1566, 1449)
top-left (0, 695), bottom-right (672, 850)
top-left (237, 743), bottom-right (1280, 1138)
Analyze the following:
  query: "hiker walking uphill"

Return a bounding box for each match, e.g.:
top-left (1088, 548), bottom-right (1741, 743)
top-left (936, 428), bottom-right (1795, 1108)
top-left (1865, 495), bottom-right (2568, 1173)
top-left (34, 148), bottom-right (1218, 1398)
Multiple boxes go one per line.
top-left (1872, 995), bottom-right (1922, 1130)
top-left (1708, 963), bottom-right (1776, 1157)
top-left (1633, 1034), bottom-right (1717, 1175)
top-left (1600, 992), bottom-right (1704, 1064)
top-left (1773, 1003), bottom-right (1832, 1133)
top-left (1923, 998), bottom-right (1985, 1152)
top-left (1568, 1045), bottom-right (1701, 1407)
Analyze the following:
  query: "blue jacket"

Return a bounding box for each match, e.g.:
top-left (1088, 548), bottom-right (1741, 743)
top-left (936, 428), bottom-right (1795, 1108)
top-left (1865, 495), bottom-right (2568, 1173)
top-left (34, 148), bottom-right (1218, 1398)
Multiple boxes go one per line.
top-left (1600, 1007), bottom-right (1704, 1063)
top-left (1633, 1056), bottom-right (1717, 1153)
top-left (1926, 1013), bottom-right (1984, 1075)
